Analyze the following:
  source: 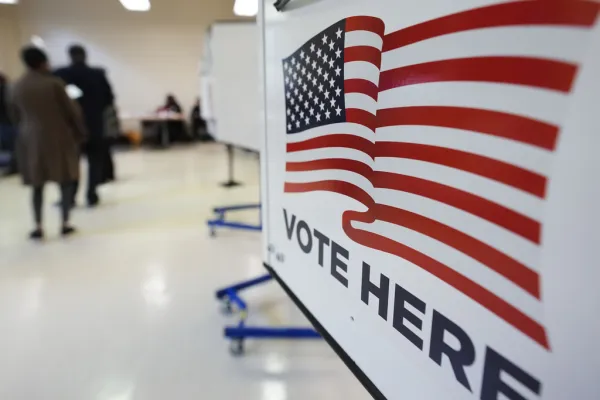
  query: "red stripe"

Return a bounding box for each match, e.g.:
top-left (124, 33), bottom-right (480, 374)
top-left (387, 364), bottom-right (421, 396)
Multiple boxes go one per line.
top-left (347, 108), bottom-right (378, 132)
top-left (346, 16), bottom-right (385, 37)
top-left (286, 159), bottom-right (373, 180)
top-left (343, 220), bottom-right (549, 349)
top-left (287, 134), bottom-right (374, 156)
top-left (374, 142), bottom-right (547, 198)
top-left (373, 172), bottom-right (541, 244)
top-left (345, 79), bottom-right (379, 101)
top-left (383, 1), bottom-right (599, 52)
top-left (284, 180), bottom-right (374, 207)
top-left (374, 204), bottom-right (540, 298)
top-left (344, 46), bottom-right (382, 68)
top-left (378, 57), bottom-right (577, 93)
top-left (377, 106), bottom-right (559, 151)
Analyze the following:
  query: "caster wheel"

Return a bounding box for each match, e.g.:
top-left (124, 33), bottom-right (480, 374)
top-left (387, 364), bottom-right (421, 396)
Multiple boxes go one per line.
top-left (229, 340), bottom-right (244, 356)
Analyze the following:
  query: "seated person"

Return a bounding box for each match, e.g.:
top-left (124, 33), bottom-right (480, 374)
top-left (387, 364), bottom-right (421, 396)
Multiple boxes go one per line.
top-left (157, 94), bottom-right (182, 114)
top-left (190, 97), bottom-right (214, 142)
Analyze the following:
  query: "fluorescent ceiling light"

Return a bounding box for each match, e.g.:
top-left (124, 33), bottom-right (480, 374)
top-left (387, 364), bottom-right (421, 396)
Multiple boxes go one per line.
top-left (119, 0), bottom-right (150, 12)
top-left (0, 0), bottom-right (18, 4)
top-left (233, 0), bottom-right (258, 16)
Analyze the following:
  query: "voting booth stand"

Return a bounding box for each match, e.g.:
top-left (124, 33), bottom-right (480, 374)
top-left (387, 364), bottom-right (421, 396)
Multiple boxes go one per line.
top-left (202, 20), bottom-right (319, 350)
top-left (202, 22), bottom-right (262, 235)
top-left (260, 0), bottom-right (600, 399)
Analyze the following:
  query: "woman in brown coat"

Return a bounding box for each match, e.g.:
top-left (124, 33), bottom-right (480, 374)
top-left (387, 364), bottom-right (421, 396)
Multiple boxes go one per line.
top-left (10, 47), bottom-right (86, 240)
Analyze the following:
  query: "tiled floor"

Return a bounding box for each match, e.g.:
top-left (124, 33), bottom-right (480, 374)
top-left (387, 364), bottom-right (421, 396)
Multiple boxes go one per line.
top-left (0, 144), bottom-right (370, 400)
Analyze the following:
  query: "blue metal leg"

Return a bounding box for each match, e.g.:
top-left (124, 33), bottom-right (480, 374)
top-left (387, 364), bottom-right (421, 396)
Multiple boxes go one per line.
top-left (207, 203), bottom-right (262, 236)
top-left (216, 275), bottom-right (321, 356)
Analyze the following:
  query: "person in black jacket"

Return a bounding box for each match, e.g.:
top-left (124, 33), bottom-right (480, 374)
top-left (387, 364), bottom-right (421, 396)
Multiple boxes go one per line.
top-left (0, 72), bottom-right (18, 176)
top-left (55, 44), bottom-right (115, 207)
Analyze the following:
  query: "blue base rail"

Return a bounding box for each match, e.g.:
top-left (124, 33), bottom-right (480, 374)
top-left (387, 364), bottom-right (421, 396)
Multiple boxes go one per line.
top-left (207, 203), bottom-right (262, 236)
top-left (216, 274), bottom-right (321, 355)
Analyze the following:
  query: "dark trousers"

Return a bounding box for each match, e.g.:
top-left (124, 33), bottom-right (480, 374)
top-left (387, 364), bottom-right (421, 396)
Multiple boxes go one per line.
top-left (0, 124), bottom-right (17, 173)
top-left (70, 140), bottom-right (106, 205)
top-left (33, 183), bottom-right (72, 225)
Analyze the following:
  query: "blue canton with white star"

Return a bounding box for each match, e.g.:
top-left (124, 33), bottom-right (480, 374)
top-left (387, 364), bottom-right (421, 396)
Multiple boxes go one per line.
top-left (282, 20), bottom-right (346, 134)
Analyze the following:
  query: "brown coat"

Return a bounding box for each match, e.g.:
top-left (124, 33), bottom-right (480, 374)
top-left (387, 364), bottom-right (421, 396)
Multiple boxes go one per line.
top-left (10, 71), bottom-right (86, 187)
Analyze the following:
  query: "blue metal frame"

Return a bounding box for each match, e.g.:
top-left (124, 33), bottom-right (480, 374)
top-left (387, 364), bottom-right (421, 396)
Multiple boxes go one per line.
top-left (216, 274), bottom-right (321, 355)
top-left (207, 203), bottom-right (262, 236)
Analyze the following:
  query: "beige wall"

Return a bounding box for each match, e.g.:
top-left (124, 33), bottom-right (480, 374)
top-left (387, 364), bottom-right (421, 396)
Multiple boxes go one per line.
top-left (0, 5), bottom-right (21, 79)
top-left (3, 0), bottom-right (246, 117)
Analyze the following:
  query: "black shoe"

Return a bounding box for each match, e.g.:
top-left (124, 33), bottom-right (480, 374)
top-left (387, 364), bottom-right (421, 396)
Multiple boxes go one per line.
top-left (29, 229), bottom-right (44, 241)
top-left (87, 194), bottom-right (100, 208)
top-left (61, 226), bottom-right (77, 237)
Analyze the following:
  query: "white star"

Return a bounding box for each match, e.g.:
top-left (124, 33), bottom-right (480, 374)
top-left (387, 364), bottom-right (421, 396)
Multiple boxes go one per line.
top-left (335, 106), bottom-right (342, 116)
top-left (312, 78), bottom-right (317, 86)
top-left (285, 76), bottom-right (289, 84)
top-left (316, 113), bottom-right (321, 122)
top-left (286, 92), bottom-right (290, 99)
top-left (317, 67), bottom-right (323, 76)
top-left (309, 108), bottom-right (314, 116)
top-left (311, 61), bottom-right (317, 70)
top-left (310, 43), bottom-right (316, 52)
top-left (290, 81), bottom-right (294, 89)
top-left (325, 110), bottom-right (331, 119)
top-left (301, 66), bottom-right (306, 75)
top-left (286, 108), bottom-right (290, 115)
top-left (328, 60), bottom-right (334, 69)
top-left (319, 102), bottom-right (325, 111)
top-left (293, 71), bottom-right (297, 79)
top-left (335, 49), bottom-right (342, 59)
top-left (307, 72), bottom-right (312, 80)
top-left (287, 123), bottom-right (292, 130)
top-left (290, 98), bottom-right (295, 105)
top-left (300, 50), bottom-right (305, 59)
top-left (318, 83), bottom-right (324, 93)
top-left (316, 48), bottom-right (322, 58)
top-left (330, 98), bottom-right (336, 107)
top-left (323, 72), bottom-right (330, 80)
top-left (296, 62), bottom-right (301, 70)
top-left (308, 91), bottom-right (313, 99)
top-left (305, 116), bottom-right (310, 125)
top-left (291, 114), bottom-right (296, 121)
top-left (322, 34), bottom-right (328, 44)
top-left (299, 93), bottom-right (304, 101)
top-left (335, 87), bottom-right (342, 97)
top-left (296, 120), bottom-right (300, 128)
top-left (328, 40), bottom-right (335, 51)
top-left (323, 53), bottom-right (329, 63)
top-left (336, 28), bottom-right (342, 39)
top-left (306, 56), bottom-right (311, 65)
top-left (284, 62), bottom-right (288, 70)
top-left (296, 76), bottom-right (302, 85)
top-left (334, 66), bottom-right (341, 76)
top-left (291, 57), bottom-right (296, 65)
top-left (313, 97), bottom-right (319, 105)
top-left (324, 90), bottom-right (330, 99)
top-left (302, 83), bottom-right (308, 92)
top-left (329, 78), bottom-right (335, 87)
top-left (300, 111), bottom-right (305, 118)
top-left (304, 101), bottom-right (309, 109)
top-left (295, 104), bottom-right (300, 113)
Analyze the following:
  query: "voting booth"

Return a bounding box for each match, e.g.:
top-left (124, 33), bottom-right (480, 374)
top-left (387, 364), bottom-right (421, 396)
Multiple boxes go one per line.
top-left (200, 21), bottom-right (261, 152)
top-left (259, 0), bottom-right (600, 399)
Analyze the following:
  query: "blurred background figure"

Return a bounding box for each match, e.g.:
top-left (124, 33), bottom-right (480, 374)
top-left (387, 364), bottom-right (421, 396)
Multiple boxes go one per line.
top-left (190, 97), bottom-right (213, 142)
top-left (9, 47), bottom-right (86, 239)
top-left (0, 72), bottom-right (18, 176)
top-left (55, 44), bottom-right (115, 207)
top-left (157, 94), bottom-right (182, 113)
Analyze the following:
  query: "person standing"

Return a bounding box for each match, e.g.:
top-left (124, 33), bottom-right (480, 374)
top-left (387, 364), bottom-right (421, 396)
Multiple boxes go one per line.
top-left (0, 72), bottom-right (18, 176)
top-left (9, 47), bottom-right (86, 239)
top-left (55, 44), bottom-right (115, 207)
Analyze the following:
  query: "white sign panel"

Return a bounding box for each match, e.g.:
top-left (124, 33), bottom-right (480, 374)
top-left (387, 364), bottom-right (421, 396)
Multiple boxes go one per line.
top-left (260, 0), bottom-right (600, 399)
top-left (203, 22), bottom-right (261, 151)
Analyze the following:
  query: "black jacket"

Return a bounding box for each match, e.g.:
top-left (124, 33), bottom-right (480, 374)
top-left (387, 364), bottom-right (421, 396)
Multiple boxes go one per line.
top-left (55, 63), bottom-right (114, 140)
top-left (0, 79), bottom-right (11, 125)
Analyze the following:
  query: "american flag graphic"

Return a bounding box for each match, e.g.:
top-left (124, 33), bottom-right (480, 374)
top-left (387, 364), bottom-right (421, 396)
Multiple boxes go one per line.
top-left (283, 1), bottom-right (599, 349)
